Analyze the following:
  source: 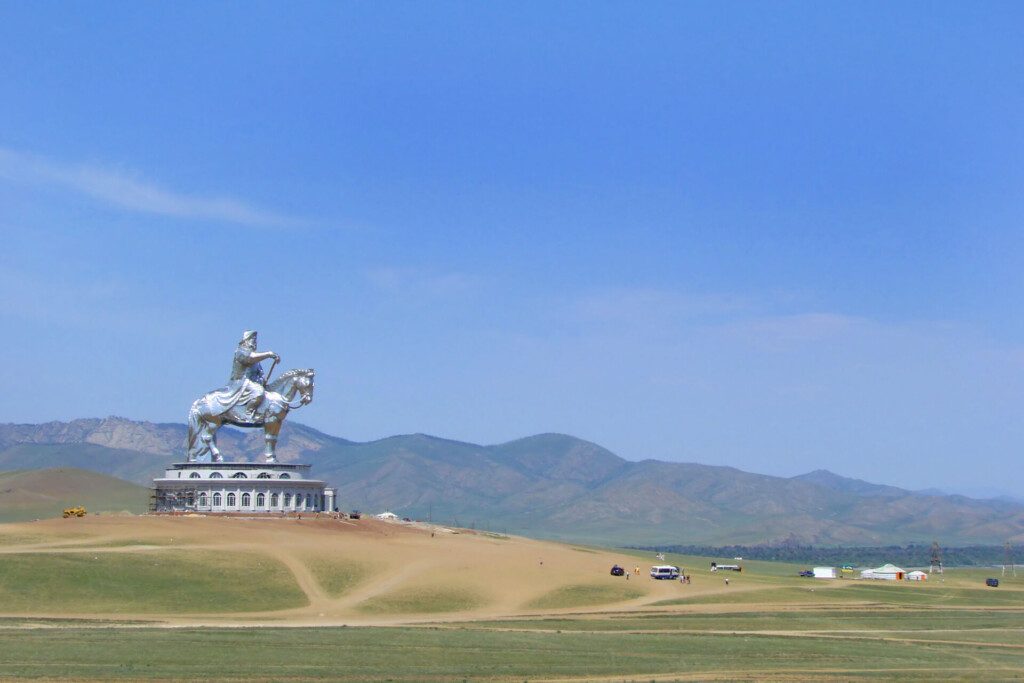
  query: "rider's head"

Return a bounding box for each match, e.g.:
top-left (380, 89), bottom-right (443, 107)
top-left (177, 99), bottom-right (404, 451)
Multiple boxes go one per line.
top-left (240, 330), bottom-right (258, 349)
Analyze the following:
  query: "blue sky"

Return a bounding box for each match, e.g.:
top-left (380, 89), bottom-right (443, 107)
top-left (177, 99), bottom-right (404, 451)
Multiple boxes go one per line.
top-left (1, 2), bottom-right (1022, 496)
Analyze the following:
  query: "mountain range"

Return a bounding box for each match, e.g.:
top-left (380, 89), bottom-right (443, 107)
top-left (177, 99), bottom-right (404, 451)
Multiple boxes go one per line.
top-left (1, 417), bottom-right (1022, 546)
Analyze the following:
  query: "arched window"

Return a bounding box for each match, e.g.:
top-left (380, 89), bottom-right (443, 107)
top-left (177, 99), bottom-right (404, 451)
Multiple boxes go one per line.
top-left (210, 472), bottom-right (223, 479)
top-left (186, 493), bottom-right (195, 506)
top-left (231, 472), bottom-right (248, 479)
top-left (284, 493), bottom-right (292, 507)
top-left (213, 492), bottom-right (222, 506)
top-left (241, 493), bottom-right (251, 507)
top-left (189, 472), bottom-right (201, 479)
top-left (257, 472), bottom-right (272, 479)
top-left (227, 493), bottom-right (236, 507)
top-left (279, 473), bottom-right (291, 479)
top-left (199, 493), bottom-right (208, 507)
top-left (271, 493), bottom-right (279, 507)
top-left (256, 492), bottom-right (266, 507)
top-left (306, 494), bottom-right (312, 508)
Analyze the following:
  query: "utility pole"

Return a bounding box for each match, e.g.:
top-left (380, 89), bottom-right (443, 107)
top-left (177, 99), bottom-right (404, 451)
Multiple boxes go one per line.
top-left (1004, 541), bottom-right (1017, 578)
top-left (930, 541), bottom-right (943, 574)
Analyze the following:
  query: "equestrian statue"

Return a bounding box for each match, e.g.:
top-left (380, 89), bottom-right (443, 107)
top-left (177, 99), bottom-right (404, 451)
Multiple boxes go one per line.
top-left (186, 330), bottom-right (315, 463)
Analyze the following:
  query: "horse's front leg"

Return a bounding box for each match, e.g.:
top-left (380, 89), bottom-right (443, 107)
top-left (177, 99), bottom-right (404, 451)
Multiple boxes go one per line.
top-left (263, 416), bottom-right (282, 463)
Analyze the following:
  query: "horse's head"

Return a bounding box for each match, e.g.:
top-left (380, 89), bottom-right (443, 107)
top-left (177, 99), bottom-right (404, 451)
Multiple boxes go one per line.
top-left (267, 368), bottom-right (315, 407)
top-left (295, 368), bottom-right (315, 405)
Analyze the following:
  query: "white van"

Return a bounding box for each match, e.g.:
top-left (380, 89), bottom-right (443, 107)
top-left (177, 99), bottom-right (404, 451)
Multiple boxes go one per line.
top-left (650, 565), bottom-right (680, 580)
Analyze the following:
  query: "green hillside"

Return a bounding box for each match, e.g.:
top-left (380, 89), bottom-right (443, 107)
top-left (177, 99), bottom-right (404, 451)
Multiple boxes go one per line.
top-left (0, 468), bottom-right (151, 522)
top-left (0, 443), bottom-right (163, 484)
top-left (1, 418), bottom-right (1023, 545)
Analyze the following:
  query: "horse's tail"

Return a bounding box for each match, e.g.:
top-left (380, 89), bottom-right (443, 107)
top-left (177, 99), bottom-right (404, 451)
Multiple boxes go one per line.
top-left (185, 400), bottom-right (208, 461)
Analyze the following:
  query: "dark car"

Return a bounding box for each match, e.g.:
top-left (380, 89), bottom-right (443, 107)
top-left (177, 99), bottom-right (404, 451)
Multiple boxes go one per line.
top-left (349, 511), bottom-right (361, 519)
top-left (610, 565), bottom-right (625, 576)
top-left (799, 570), bottom-right (814, 578)
top-left (986, 578), bottom-right (1000, 588)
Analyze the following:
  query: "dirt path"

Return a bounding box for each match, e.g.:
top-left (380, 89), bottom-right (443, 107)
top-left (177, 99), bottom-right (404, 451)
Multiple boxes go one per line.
top-left (329, 558), bottom-right (432, 610)
top-left (255, 544), bottom-right (330, 610)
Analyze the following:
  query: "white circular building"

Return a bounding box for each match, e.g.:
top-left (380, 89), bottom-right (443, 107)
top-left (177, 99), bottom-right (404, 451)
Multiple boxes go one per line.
top-left (152, 462), bottom-right (335, 514)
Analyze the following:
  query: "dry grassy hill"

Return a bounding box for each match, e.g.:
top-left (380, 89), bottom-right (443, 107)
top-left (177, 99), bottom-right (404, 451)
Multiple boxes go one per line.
top-left (0, 468), bottom-right (150, 523)
top-left (0, 515), bottom-right (667, 624)
top-left (1, 514), bottom-right (1021, 629)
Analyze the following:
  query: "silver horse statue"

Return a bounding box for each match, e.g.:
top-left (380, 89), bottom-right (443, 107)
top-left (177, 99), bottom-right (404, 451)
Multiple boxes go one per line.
top-left (185, 331), bottom-right (315, 463)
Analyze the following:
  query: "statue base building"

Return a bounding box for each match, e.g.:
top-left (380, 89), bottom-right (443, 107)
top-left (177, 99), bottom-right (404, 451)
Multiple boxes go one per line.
top-left (151, 461), bottom-right (336, 514)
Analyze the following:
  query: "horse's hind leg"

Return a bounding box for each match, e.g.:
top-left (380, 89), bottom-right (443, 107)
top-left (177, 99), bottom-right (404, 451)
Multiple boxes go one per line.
top-left (205, 421), bottom-right (224, 462)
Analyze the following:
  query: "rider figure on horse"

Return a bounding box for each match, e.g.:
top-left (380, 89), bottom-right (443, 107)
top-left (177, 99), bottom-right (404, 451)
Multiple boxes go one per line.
top-left (228, 330), bottom-right (280, 422)
top-left (186, 331), bottom-right (314, 463)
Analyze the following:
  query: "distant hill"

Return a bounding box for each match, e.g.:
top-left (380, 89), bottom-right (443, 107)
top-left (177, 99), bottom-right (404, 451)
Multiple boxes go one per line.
top-left (790, 469), bottom-right (907, 498)
top-left (0, 468), bottom-right (151, 523)
top-left (1, 417), bottom-right (1022, 546)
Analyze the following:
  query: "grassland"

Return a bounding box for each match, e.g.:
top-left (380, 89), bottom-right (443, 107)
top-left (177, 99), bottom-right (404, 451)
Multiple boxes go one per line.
top-left (305, 555), bottom-right (370, 598)
top-left (356, 586), bottom-right (484, 613)
top-left (0, 515), bottom-right (1020, 680)
top-left (0, 551), bottom-right (306, 613)
top-left (527, 582), bottom-right (645, 609)
top-left (1, 624), bottom-right (1023, 680)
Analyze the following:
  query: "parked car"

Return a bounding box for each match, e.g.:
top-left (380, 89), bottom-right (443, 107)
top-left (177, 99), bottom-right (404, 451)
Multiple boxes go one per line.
top-left (650, 565), bottom-right (680, 580)
top-left (610, 565), bottom-right (625, 576)
top-left (986, 578), bottom-right (1000, 588)
top-left (349, 510), bottom-right (361, 519)
top-left (799, 570), bottom-right (814, 578)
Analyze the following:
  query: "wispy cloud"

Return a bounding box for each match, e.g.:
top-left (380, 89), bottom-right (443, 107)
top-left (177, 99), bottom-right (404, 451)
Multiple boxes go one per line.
top-left (571, 287), bottom-right (751, 324)
top-left (0, 147), bottom-right (303, 228)
top-left (726, 312), bottom-right (866, 345)
top-left (364, 266), bottom-right (482, 297)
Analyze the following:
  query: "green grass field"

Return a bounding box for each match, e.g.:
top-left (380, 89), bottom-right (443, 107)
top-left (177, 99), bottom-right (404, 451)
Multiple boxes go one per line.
top-left (527, 582), bottom-right (646, 609)
top-left (305, 556), bottom-right (370, 598)
top-left (1, 624), bottom-right (1022, 680)
top-left (469, 607), bottom-right (1024, 634)
top-left (356, 586), bottom-right (484, 614)
top-left (0, 551), bottom-right (307, 613)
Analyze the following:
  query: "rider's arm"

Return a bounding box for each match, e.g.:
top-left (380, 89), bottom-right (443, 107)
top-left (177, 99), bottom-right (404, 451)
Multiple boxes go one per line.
top-left (241, 350), bottom-right (279, 365)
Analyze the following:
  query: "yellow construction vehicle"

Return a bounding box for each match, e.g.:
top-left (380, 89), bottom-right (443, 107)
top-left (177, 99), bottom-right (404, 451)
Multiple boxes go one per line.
top-left (62, 506), bottom-right (87, 518)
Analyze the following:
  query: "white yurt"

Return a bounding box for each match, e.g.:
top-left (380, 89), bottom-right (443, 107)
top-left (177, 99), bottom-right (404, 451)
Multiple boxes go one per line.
top-left (907, 570), bottom-right (928, 581)
top-left (860, 563), bottom-right (905, 580)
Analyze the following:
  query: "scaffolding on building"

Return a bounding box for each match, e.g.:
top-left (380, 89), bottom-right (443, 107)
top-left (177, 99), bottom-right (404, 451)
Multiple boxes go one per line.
top-left (150, 487), bottom-right (198, 513)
